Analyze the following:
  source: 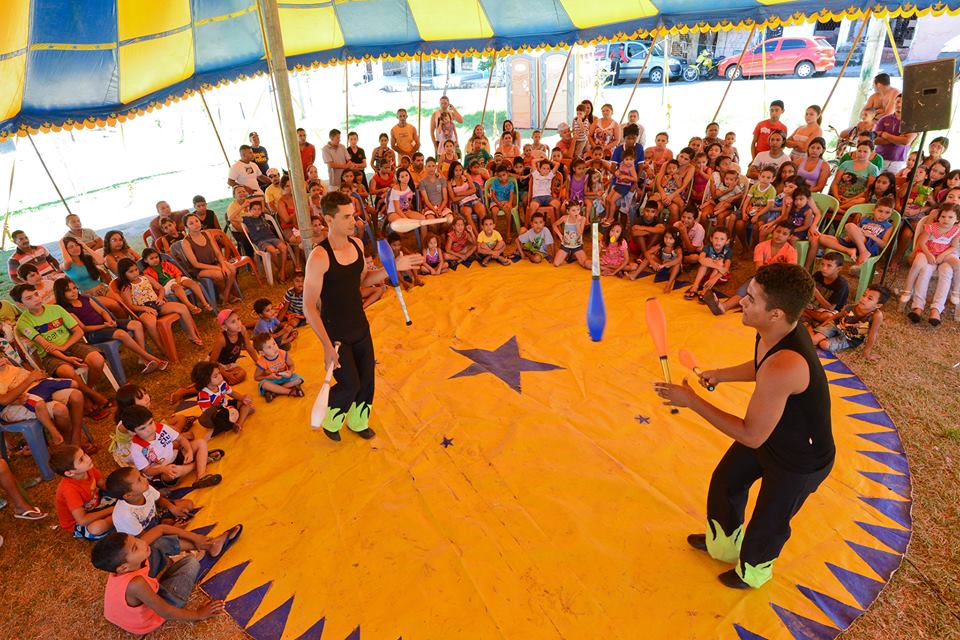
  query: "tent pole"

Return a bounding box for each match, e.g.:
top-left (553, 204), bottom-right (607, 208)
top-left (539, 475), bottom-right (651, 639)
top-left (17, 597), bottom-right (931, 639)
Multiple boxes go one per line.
top-left (345, 63), bottom-right (350, 132)
top-left (712, 23), bottom-right (758, 123)
top-left (822, 13), bottom-right (871, 115)
top-left (199, 88), bottom-right (231, 168)
top-left (418, 52), bottom-right (424, 137)
top-left (884, 17), bottom-right (904, 77)
top-left (26, 134), bottom-right (73, 216)
top-left (480, 51), bottom-right (498, 130)
top-left (620, 30), bottom-right (660, 123)
top-left (1, 153), bottom-right (16, 250)
top-left (256, 0), bottom-right (313, 247)
top-left (542, 46), bottom-right (574, 130)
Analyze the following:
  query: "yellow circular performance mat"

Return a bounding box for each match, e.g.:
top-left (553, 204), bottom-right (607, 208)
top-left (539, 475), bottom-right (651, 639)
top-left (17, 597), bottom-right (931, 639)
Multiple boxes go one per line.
top-left (178, 262), bottom-right (911, 640)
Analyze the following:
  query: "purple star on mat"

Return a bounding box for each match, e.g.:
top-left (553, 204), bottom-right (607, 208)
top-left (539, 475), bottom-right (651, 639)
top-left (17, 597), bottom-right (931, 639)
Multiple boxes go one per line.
top-left (441, 437), bottom-right (454, 448)
top-left (635, 415), bottom-right (651, 424)
top-left (450, 336), bottom-right (563, 393)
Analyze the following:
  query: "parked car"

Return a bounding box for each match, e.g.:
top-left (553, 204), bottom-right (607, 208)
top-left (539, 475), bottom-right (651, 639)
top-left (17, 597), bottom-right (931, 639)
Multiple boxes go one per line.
top-left (594, 41), bottom-right (684, 84)
top-left (717, 36), bottom-right (836, 80)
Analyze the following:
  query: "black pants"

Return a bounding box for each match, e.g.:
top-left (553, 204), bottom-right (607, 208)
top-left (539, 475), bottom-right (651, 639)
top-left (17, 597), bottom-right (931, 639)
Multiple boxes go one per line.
top-left (707, 442), bottom-right (833, 581)
top-left (324, 332), bottom-right (375, 432)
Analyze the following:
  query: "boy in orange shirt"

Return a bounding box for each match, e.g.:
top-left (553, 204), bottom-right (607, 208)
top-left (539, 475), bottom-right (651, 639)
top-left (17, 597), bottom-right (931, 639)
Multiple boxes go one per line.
top-left (51, 444), bottom-right (114, 539)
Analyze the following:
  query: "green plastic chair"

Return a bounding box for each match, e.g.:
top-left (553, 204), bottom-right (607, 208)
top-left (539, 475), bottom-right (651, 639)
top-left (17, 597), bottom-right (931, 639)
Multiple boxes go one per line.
top-left (830, 204), bottom-right (902, 300)
top-left (796, 192), bottom-right (840, 270)
top-left (483, 176), bottom-right (522, 234)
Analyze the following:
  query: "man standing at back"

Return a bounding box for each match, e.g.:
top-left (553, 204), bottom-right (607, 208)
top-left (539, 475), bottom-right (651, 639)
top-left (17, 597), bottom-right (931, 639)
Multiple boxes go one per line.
top-left (874, 95), bottom-right (915, 173)
top-left (248, 131), bottom-right (269, 175)
top-left (430, 96), bottom-right (463, 154)
top-left (298, 128), bottom-right (316, 174)
top-left (751, 100), bottom-right (788, 159)
top-left (391, 109), bottom-right (420, 162)
top-left (864, 73), bottom-right (900, 118)
top-left (321, 129), bottom-right (351, 189)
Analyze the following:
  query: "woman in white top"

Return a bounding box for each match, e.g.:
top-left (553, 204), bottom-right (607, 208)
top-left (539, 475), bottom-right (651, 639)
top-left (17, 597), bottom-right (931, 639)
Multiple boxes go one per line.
top-left (786, 105), bottom-right (823, 164)
top-left (387, 168), bottom-right (424, 223)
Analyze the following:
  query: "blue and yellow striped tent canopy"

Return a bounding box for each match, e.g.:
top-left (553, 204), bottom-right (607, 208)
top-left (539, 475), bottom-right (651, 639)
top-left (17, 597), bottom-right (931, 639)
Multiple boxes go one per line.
top-left (2, 0), bottom-right (959, 138)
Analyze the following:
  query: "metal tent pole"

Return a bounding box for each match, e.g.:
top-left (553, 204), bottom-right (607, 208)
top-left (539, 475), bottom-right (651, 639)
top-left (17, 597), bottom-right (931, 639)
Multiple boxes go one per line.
top-left (26, 134), bottom-right (73, 216)
top-left (822, 13), bottom-right (871, 115)
top-left (1, 153), bottom-right (16, 250)
top-left (620, 31), bottom-right (659, 123)
top-left (199, 88), bottom-right (231, 167)
top-left (345, 64), bottom-right (350, 132)
top-left (256, 0), bottom-right (313, 247)
top-left (712, 23), bottom-right (758, 123)
top-left (418, 52), bottom-right (424, 137)
top-left (480, 51), bottom-right (498, 129)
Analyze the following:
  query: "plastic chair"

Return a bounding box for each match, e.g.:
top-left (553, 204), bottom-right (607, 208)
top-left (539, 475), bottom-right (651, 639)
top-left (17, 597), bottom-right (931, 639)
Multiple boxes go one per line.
top-left (89, 339), bottom-right (124, 388)
top-left (141, 230), bottom-right (154, 249)
top-left (107, 280), bottom-right (183, 362)
top-left (798, 193), bottom-right (841, 270)
top-left (0, 419), bottom-right (54, 481)
top-left (483, 177), bottom-right (522, 234)
top-left (831, 204), bottom-right (902, 300)
top-left (265, 213), bottom-right (300, 269)
top-left (241, 221), bottom-right (280, 285)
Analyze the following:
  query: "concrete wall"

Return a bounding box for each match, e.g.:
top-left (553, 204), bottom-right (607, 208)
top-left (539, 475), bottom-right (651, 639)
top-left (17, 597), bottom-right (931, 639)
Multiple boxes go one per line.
top-left (906, 14), bottom-right (960, 61)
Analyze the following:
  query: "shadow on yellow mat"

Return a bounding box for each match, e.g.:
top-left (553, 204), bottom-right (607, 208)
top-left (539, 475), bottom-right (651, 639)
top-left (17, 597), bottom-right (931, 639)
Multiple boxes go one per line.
top-left (184, 262), bottom-right (911, 640)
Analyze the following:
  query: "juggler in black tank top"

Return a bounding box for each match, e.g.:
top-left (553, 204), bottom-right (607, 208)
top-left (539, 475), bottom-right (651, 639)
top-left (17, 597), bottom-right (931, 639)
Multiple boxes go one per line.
top-left (754, 325), bottom-right (835, 474)
top-left (318, 236), bottom-right (369, 341)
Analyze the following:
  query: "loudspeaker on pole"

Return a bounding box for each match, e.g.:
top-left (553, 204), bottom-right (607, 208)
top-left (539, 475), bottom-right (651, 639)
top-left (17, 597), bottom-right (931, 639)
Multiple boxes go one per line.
top-left (901, 59), bottom-right (954, 132)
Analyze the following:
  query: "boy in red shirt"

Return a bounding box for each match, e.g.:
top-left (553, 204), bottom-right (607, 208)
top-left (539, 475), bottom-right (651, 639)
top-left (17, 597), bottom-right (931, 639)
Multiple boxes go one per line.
top-left (51, 444), bottom-right (114, 539)
top-left (751, 100), bottom-right (788, 158)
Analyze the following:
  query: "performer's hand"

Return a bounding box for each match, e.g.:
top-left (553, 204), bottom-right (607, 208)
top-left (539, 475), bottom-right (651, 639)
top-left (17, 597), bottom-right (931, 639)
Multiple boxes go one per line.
top-left (653, 378), bottom-right (698, 409)
top-left (324, 342), bottom-right (341, 371)
top-left (699, 369), bottom-right (721, 390)
top-left (396, 253), bottom-right (425, 272)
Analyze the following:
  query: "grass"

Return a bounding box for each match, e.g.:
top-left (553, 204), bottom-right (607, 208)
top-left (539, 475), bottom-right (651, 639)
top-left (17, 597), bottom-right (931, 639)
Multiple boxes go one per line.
top-left (0, 228), bottom-right (957, 639)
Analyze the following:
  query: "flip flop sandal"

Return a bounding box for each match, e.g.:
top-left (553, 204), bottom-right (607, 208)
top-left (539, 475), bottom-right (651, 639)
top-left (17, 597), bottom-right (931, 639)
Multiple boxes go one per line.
top-left (263, 391), bottom-right (276, 403)
top-left (684, 290), bottom-right (697, 300)
top-left (208, 450), bottom-right (225, 463)
top-left (14, 507), bottom-right (47, 521)
top-left (192, 473), bottom-right (222, 490)
top-left (141, 360), bottom-right (159, 375)
top-left (209, 524), bottom-right (244, 559)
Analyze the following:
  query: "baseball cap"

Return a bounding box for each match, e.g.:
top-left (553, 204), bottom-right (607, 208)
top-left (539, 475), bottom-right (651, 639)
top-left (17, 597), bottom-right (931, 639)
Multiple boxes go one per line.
top-left (216, 309), bottom-right (236, 327)
top-left (267, 168), bottom-right (280, 177)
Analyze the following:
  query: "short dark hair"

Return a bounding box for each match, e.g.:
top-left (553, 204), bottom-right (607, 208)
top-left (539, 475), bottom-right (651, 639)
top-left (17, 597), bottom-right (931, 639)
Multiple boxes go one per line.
top-left (874, 73), bottom-right (891, 86)
top-left (530, 211), bottom-right (545, 221)
top-left (822, 251), bottom-right (845, 267)
top-left (114, 383), bottom-right (147, 422)
top-left (239, 144), bottom-right (252, 153)
top-left (770, 99), bottom-right (785, 109)
top-left (92, 533), bottom-right (131, 572)
top-left (119, 405), bottom-right (153, 431)
top-left (253, 298), bottom-right (272, 315)
top-left (622, 123), bottom-right (640, 139)
top-left (141, 247), bottom-right (160, 261)
top-left (9, 283), bottom-right (36, 304)
top-left (49, 444), bottom-right (81, 475)
top-left (867, 284), bottom-right (892, 304)
top-left (11, 229), bottom-right (25, 240)
top-left (753, 263), bottom-right (815, 323)
top-left (252, 332), bottom-right (274, 352)
top-left (17, 263), bottom-right (38, 279)
top-left (876, 195), bottom-right (896, 209)
top-left (774, 220), bottom-right (795, 232)
top-left (320, 191), bottom-right (352, 218)
top-left (192, 195), bottom-right (206, 205)
top-left (329, 128), bottom-right (341, 138)
top-left (105, 467), bottom-right (138, 500)
top-left (387, 232), bottom-right (402, 244)
top-left (191, 361), bottom-right (218, 391)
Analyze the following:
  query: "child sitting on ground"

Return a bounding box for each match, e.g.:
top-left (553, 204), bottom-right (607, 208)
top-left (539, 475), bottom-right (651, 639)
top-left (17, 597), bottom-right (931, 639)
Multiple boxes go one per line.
top-left (600, 223), bottom-right (633, 277)
top-left (629, 227), bottom-right (683, 292)
top-left (685, 227), bottom-right (732, 300)
top-left (210, 309), bottom-right (258, 386)
top-left (360, 256), bottom-right (387, 308)
top-left (253, 298), bottom-right (297, 348)
top-left (91, 523), bottom-right (242, 634)
top-left (629, 201), bottom-right (665, 256)
top-left (704, 221), bottom-right (797, 315)
top-left (516, 212), bottom-right (555, 263)
top-left (810, 284), bottom-right (890, 362)
top-left (674, 210), bottom-right (706, 265)
top-left (111, 383), bottom-right (195, 468)
top-left (191, 361), bottom-right (254, 431)
top-left (445, 216), bottom-right (476, 266)
top-left (801, 252), bottom-right (850, 326)
top-left (279, 271), bottom-right (306, 327)
top-left (106, 467), bottom-right (196, 535)
top-left (809, 195), bottom-right (897, 266)
top-left (552, 201), bottom-right (591, 269)
top-left (476, 217), bottom-right (512, 266)
top-left (141, 248), bottom-right (212, 314)
top-left (120, 405), bottom-right (222, 489)
top-left (388, 232), bottom-right (425, 287)
top-left (51, 444), bottom-right (114, 538)
top-left (420, 234), bottom-right (449, 275)
top-left (253, 333), bottom-right (305, 402)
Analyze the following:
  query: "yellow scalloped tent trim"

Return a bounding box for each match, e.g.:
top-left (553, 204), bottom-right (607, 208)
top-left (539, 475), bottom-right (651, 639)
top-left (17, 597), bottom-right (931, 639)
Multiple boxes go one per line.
top-left (3, 3), bottom-right (958, 142)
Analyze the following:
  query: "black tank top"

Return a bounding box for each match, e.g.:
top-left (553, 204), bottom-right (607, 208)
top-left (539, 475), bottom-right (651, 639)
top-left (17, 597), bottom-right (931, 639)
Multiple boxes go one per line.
top-left (755, 325), bottom-right (835, 473)
top-left (319, 236), bottom-right (368, 341)
top-left (217, 331), bottom-right (243, 365)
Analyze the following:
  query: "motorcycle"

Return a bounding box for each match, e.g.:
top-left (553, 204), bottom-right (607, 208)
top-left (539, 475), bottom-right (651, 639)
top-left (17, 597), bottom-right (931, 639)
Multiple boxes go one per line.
top-left (682, 50), bottom-right (717, 82)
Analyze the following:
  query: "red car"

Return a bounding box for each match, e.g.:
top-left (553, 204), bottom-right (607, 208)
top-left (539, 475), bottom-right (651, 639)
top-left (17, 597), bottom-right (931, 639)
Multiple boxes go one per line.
top-left (718, 36), bottom-right (836, 79)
